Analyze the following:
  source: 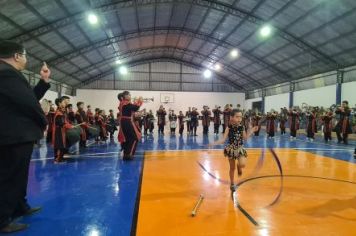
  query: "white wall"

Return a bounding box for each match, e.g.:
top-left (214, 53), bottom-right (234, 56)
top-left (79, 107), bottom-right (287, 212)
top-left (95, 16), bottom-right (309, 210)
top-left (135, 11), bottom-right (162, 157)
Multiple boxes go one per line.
top-left (342, 81), bottom-right (356, 105)
top-left (244, 97), bottom-right (262, 110)
top-left (293, 85), bottom-right (336, 107)
top-left (40, 90), bottom-right (58, 103)
top-left (75, 89), bottom-right (245, 113)
top-left (265, 93), bottom-right (289, 112)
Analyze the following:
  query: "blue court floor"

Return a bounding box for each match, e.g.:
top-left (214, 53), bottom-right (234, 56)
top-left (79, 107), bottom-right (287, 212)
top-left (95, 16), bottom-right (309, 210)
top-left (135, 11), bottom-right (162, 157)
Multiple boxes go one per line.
top-left (7, 129), bottom-right (356, 236)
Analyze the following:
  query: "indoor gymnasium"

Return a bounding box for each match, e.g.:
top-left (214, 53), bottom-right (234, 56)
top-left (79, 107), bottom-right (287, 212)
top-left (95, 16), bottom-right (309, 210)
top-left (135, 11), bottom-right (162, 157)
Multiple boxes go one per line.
top-left (0, 0), bottom-right (356, 235)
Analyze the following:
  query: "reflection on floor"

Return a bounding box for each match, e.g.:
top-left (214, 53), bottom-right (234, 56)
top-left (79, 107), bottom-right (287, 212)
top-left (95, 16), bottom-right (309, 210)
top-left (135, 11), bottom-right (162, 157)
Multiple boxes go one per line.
top-left (12, 130), bottom-right (356, 235)
top-left (137, 149), bottom-right (356, 236)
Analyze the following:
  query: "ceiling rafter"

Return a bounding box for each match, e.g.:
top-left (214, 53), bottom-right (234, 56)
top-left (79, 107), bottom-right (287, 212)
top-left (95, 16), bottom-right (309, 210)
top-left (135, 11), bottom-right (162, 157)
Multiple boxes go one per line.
top-left (55, 0), bottom-right (106, 74)
top-left (236, 0), bottom-right (338, 74)
top-left (0, 12), bottom-right (83, 83)
top-left (8, 0), bottom-right (339, 67)
top-left (197, 0), bottom-right (268, 70)
top-left (76, 56), bottom-right (246, 91)
top-left (191, 0), bottom-right (241, 62)
top-left (68, 46), bottom-right (263, 89)
top-left (171, 1), bottom-right (194, 57)
top-left (27, 27), bottom-right (290, 82)
top-left (182, 1), bottom-right (213, 62)
top-left (242, 3), bottom-right (356, 74)
top-left (164, 2), bottom-right (176, 48)
top-left (20, 0), bottom-right (103, 77)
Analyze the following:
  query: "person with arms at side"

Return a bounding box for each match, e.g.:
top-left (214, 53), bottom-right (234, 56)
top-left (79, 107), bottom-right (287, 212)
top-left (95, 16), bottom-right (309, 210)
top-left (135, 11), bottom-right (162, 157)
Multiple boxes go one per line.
top-left (157, 105), bottom-right (167, 135)
top-left (190, 107), bottom-right (199, 136)
top-left (288, 107), bottom-right (300, 140)
top-left (178, 111), bottom-right (185, 136)
top-left (185, 107), bottom-right (192, 135)
top-left (222, 104), bottom-right (231, 133)
top-left (0, 40), bottom-right (51, 233)
top-left (201, 106), bottom-right (212, 135)
top-left (335, 100), bottom-right (352, 144)
top-left (212, 105), bottom-right (222, 135)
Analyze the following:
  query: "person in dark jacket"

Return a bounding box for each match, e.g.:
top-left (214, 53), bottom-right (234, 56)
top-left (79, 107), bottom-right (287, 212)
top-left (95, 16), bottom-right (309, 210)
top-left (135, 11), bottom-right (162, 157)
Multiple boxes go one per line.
top-left (0, 40), bottom-right (51, 233)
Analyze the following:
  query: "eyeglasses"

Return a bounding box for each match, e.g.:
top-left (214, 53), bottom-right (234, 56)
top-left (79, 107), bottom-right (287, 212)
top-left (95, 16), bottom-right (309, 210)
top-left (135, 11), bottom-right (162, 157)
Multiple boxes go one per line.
top-left (16, 52), bottom-right (27, 57)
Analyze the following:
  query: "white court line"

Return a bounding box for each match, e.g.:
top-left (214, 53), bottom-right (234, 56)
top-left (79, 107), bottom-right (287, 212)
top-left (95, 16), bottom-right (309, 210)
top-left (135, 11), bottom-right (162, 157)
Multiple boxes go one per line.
top-left (292, 136), bottom-right (355, 149)
top-left (31, 155), bottom-right (115, 162)
top-left (144, 147), bottom-right (353, 153)
top-left (31, 151), bottom-right (119, 162)
top-left (86, 141), bottom-right (97, 147)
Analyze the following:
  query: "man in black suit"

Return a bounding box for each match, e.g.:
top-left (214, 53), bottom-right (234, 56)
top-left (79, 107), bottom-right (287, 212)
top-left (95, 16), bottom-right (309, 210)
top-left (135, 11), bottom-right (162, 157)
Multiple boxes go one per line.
top-left (0, 40), bottom-right (51, 233)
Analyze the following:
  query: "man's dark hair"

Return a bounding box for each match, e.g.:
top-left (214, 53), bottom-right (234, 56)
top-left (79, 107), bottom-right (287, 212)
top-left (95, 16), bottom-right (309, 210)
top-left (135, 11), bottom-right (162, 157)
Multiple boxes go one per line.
top-left (342, 100), bottom-right (349, 105)
top-left (61, 96), bottom-right (70, 100)
top-left (230, 109), bottom-right (242, 117)
top-left (117, 90), bottom-right (130, 101)
top-left (55, 98), bottom-right (62, 106)
top-left (77, 102), bottom-right (84, 107)
top-left (0, 40), bottom-right (25, 58)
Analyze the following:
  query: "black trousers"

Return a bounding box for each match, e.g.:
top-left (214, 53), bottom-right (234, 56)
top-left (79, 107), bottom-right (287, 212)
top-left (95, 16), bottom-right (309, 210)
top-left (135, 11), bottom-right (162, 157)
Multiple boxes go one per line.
top-left (121, 120), bottom-right (139, 157)
top-left (122, 140), bottom-right (138, 157)
top-left (187, 122), bottom-right (191, 133)
top-left (290, 129), bottom-right (297, 137)
top-left (179, 126), bottom-right (184, 135)
top-left (214, 124), bottom-right (219, 134)
top-left (280, 128), bottom-right (286, 135)
top-left (158, 125), bottom-right (164, 134)
top-left (203, 126), bottom-right (209, 134)
top-left (307, 128), bottom-right (315, 139)
top-left (336, 131), bottom-right (348, 143)
top-left (192, 126), bottom-right (197, 135)
top-left (324, 132), bottom-right (332, 141)
top-left (46, 130), bottom-right (52, 143)
top-left (222, 124), bottom-right (227, 133)
top-left (0, 142), bottom-right (34, 228)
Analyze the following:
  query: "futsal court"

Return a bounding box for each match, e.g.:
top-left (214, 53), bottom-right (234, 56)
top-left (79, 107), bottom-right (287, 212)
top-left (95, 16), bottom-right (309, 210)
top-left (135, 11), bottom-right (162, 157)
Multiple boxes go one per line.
top-left (14, 132), bottom-right (355, 236)
top-left (1, 0), bottom-right (356, 235)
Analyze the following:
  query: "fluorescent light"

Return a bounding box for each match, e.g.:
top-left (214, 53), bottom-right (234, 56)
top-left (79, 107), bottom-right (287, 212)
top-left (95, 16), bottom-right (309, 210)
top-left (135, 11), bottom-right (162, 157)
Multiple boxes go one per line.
top-left (115, 59), bottom-right (122, 65)
top-left (214, 63), bottom-right (221, 71)
top-left (119, 66), bottom-right (128, 75)
top-left (260, 25), bottom-right (272, 37)
top-left (230, 49), bottom-right (239, 58)
top-left (203, 69), bottom-right (212, 79)
top-left (88, 13), bottom-right (98, 25)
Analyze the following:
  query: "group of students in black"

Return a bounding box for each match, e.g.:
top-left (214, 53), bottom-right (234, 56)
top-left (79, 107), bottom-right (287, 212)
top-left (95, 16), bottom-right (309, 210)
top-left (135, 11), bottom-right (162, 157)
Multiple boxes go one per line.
top-left (131, 100), bottom-right (356, 158)
top-left (47, 98), bottom-right (355, 161)
top-left (142, 104), bottom-right (244, 137)
top-left (249, 100), bottom-right (355, 145)
top-left (44, 97), bottom-right (117, 163)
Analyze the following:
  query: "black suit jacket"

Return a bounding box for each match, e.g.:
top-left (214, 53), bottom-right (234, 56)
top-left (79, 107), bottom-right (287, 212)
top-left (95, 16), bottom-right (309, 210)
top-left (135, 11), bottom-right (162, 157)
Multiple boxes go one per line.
top-left (0, 62), bottom-right (50, 145)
